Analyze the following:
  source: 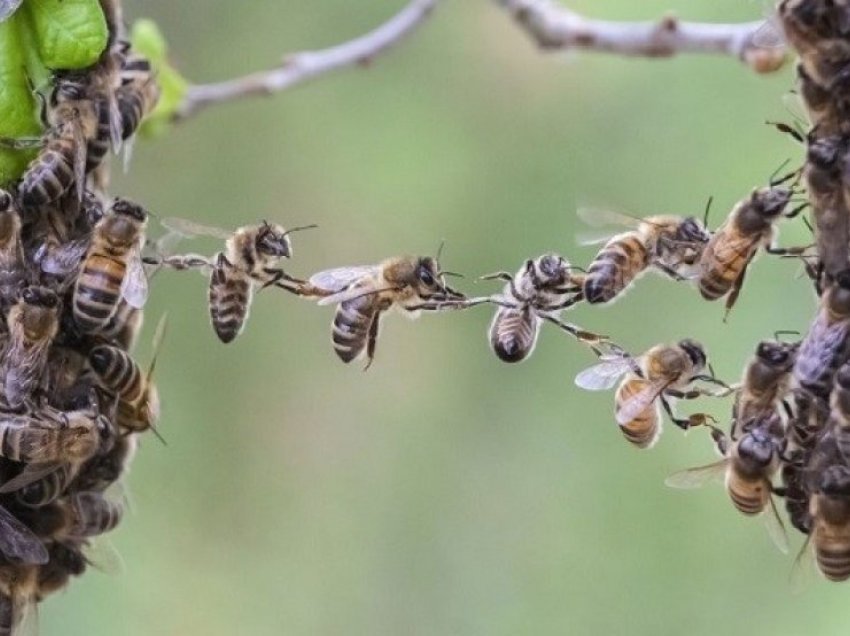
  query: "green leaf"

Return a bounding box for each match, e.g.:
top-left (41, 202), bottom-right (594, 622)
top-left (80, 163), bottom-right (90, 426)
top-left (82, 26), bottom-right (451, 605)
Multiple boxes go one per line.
top-left (25, 0), bottom-right (108, 69)
top-left (0, 13), bottom-right (40, 185)
top-left (131, 19), bottom-right (188, 137)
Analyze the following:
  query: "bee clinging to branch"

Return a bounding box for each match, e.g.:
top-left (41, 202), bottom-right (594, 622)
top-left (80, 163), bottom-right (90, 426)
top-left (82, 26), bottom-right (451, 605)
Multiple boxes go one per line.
top-left (733, 336), bottom-right (799, 425)
top-left (578, 208), bottom-right (711, 305)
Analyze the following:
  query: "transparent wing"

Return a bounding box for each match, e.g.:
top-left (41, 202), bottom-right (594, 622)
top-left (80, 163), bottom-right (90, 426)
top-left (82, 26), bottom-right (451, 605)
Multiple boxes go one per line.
top-left (790, 534), bottom-right (816, 594)
top-left (39, 237), bottom-right (89, 275)
top-left (15, 596), bottom-right (38, 636)
top-left (309, 266), bottom-right (378, 293)
top-left (107, 91), bottom-right (123, 154)
top-left (121, 250), bottom-right (149, 309)
top-left (764, 494), bottom-right (790, 554)
top-left (82, 537), bottom-right (125, 575)
top-left (576, 207), bottom-right (642, 230)
top-left (0, 0), bottom-right (24, 22)
top-left (664, 459), bottom-right (727, 489)
top-left (160, 217), bottom-right (232, 240)
top-left (0, 506), bottom-right (47, 564)
top-left (71, 121), bottom-right (87, 201)
top-left (781, 91), bottom-right (811, 128)
top-left (616, 380), bottom-right (666, 426)
top-left (751, 14), bottom-right (785, 49)
top-left (0, 463), bottom-right (60, 494)
top-left (576, 229), bottom-right (626, 246)
top-left (574, 357), bottom-right (634, 391)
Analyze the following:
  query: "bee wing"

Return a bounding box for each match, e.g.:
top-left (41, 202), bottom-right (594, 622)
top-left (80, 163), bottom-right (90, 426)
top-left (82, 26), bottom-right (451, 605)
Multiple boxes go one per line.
top-left (71, 122), bottom-right (87, 201)
top-left (664, 459), bottom-right (728, 489)
top-left (574, 357), bottom-right (634, 391)
top-left (309, 266), bottom-right (382, 304)
top-left (576, 229), bottom-right (625, 246)
top-left (121, 250), bottom-right (149, 309)
top-left (789, 533), bottom-right (815, 594)
top-left (15, 598), bottom-right (38, 636)
top-left (751, 14), bottom-right (785, 49)
top-left (0, 505), bottom-right (47, 564)
top-left (615, 380), bottom-right (667, 426)
top-left (0, 463), bottom-right (60, 494)
top-left (107, 91), bottom-right (123, 154)
top-left (81, 537), bottom-right (125, 575)
top-left (160, 217), bottom-right (232, 241)
top-left (576, 207), bottom-right (642, 230)
top-left (39, 237), bottom-right (89, 275)
top-left (0, 0), bottom-right (24, 22)
top-left (764, 494), bottom-right (790, 554)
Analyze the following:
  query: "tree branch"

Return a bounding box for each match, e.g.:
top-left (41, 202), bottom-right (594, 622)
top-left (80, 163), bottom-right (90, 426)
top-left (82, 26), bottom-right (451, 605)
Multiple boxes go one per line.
top-left (174, 0), bottom-right (439, 121)
top-left (496, 0), bottom-right (787, 74)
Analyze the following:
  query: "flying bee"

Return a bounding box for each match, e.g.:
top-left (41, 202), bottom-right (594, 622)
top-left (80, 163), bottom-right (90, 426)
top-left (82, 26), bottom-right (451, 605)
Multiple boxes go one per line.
top-left (666, 412), bottom-right (789, 553)
top-left (575, 339), bottom-right (727, 449)
top-left (153, 218), bottom-right (314, 344)
top-left (478, 254), bottom-right (606, 363)
top-left (90, 315), bottom-right (167, 440)
top-left (0, 190), bottom-right (27, 309)
top-left (308, 254), bottom-right (466, 368)
top-left (698, 182), bottom-right (806, 318)
top-left (794, 269), bottom-right (850, 397)
top-left (73, 198), bottom-right (148, 334)
top-left (733, 337), bottom-right (798, 426)
top-left (0, 287), bottom-right (59, 409)
top-left (805, 130), bottom-right (850, 277)
top-left (577, 208), bottom-right (710, 304)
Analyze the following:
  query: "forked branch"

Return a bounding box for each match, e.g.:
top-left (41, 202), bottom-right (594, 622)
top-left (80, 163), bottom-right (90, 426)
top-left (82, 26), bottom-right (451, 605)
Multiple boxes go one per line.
top-left (496, 0), bottom-right (787, 73)
top-left (175, 0), bottom-right (439, 121)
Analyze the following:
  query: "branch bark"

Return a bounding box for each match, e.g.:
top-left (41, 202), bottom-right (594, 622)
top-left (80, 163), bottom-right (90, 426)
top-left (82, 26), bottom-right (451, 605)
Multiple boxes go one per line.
top-left (174, 0), bottom-right (439, 121)
top-left (497, 0), bottom-right (787, 74)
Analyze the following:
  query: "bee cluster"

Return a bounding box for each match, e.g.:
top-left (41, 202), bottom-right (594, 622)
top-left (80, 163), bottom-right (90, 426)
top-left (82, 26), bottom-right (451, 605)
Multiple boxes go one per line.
top-left (0, 6), bottom-right (162, 631)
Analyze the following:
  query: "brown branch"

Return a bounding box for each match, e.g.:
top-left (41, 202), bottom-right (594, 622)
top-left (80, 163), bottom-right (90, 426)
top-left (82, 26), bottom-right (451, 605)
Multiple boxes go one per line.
top-left (174, 0), bottom-right (439, 121)
top-left (497, 0), bottom-right (787, 74)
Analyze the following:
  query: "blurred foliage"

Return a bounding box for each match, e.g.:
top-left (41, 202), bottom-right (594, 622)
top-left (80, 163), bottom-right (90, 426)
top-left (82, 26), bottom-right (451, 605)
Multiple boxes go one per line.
top-left (39, 1), bottom-right (849, 635)
top-left (0, 0), bottom-right (107, 183)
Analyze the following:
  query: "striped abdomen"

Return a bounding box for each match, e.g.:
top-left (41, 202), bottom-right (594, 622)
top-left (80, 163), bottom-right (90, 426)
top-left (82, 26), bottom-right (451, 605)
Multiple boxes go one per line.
top-left (614, 378), bottom-right (659, 449)
top-left (85, 97), bottom-right (111, 172)
top-left (209, 254), bottom-right (253, 344)
top-left (98, 300), bottom-right (143, 351)
top-left (70, 492), bottom-right (123, 537)
top-left (19, 138), bottom-right (76, 206)
top-left (0, 419), bottom-right (61, 463)
top-left (488, 306), bottom-right (539, 363)
top-left (698, 227), bottom-right (758, 300)
top-left (794, 316), bottom-right (850, 397)
top-left (726, 473), bottom-right (768, 515)
top-left (16, 463), bottom-right (80, 508)
top-left (89, 345), bottom-right (143, 402)
top-left (332, 293), bottom-right (379, 363)
top-left (73, 251), bottom-right (128, 333)
top-left (782, 460), bottom-right (812, 534)
top-left (584, 234), bottom-right (650, 304)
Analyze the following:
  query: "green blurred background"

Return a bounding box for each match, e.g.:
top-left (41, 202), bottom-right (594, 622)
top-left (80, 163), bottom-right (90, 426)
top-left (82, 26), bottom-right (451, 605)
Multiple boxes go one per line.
top-left (41, 0), bottom-right (846, 634)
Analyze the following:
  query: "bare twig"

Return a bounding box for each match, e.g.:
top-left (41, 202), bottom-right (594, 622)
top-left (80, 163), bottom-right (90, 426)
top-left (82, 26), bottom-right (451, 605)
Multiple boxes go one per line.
top-left (175, 0), bottom-right (439, 121)
top-left (497, 0), bottom-right (787, 74)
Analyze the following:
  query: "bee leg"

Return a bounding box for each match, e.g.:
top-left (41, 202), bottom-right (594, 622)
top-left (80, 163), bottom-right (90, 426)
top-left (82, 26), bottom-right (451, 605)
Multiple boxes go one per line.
top-left (658, 395), bottom-right (694, 431)
top-left (547, 294), bottom-right (583, 311)
top-left (540, 315), bottom-right (608, 346)
top-left (722, 259), bottom-right (751, 322)
top-left (261, 268), bottom-right (305, 291)
top-left (766, 243), bottom-right (813, 256)
top-left (362, 315), bottom-right (380, 372)
top-left (0, 136), bottom-right (43, 150)
top-left (689, 374), bottom-right (737, 397)
top-left (653, 262), bottom-right (689, 282)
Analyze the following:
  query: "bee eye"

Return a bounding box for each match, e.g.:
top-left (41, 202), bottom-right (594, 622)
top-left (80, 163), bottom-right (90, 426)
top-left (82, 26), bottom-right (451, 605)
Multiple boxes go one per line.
top-left (419, 268), bottom-right (434, 286)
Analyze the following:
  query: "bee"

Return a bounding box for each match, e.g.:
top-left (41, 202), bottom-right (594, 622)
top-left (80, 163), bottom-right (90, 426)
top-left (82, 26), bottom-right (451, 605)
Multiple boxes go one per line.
top-left (733, 337), bottom-right (798, 426)
top-left (806, 464), bottom-right (850, 581)
top-left (97, 300), bottom-right (143, 351)
top-left (666, 412), bottom-right (789, 553)
top-left (578, 208), bottom-right (710, 304)
top-left (479, 254), bottom-right (606, 363)
top-left (0, 287), bottom-right (59, 409)
top-left (116, 51), bottom-right (160, 143)
top-left (73, 198), bottom-right (148, 334)
top-left (61, 492), bottom-right (124, 538)
top-left (0, 191), bottom-right (26, 309)
top-left (697, 183), bottom-right (804, 317)
top-left (308, 254), bottom-right (466, 368)
top-left (805, 130), bottom-right (850, 277)
top-left (779, 0), bottom-right (850, 92)
top-left (0, 408), bottom-right (100, 466)
top-left (793, 269), bottom-right (850, 397)
top-left (90, 315), bottom-right (166, 440)
top-left (154, 218), bottom-right (314, 344)
top-left (575, 339), bottom-right (725, 449)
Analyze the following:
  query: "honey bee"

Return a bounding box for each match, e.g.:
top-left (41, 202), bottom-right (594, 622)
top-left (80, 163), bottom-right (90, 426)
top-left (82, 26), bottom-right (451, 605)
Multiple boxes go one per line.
top-left (806, 464), bottom-right (850, 581)
top-left (0, 191), bottom-right (27, 309)
top-left (805, 130), bottom-right (850, 277)
top-left (308, 254), bottom-right (466, 368)
top-left (793, 269), bottom-right (850, 397)
top-left (578, 208), bottom-right (710, 304)
top-left (90, 315), bottom-right (166, 440)
top-left (666, 412), bottom-right (789, 552)
top-left (575, 339), bottom-right (725, 449)
top-left (698, 183), bottom-right (804, 317)
top-left (0, 287), bottom-right (59, 409)
top-left (0, 408), bottom-right (100, 466)
top-left (73, 198), bottom-right (148, 334)
top-left (480, 254), bottom-right (606, 363)
top-left (116, 51), bottom-right (160, 144)
top-left (779, 0), bottom-right (850, 91)
top-left (155, 218), bottom-right (314, 344)
top-left (733, 337), bottom-right (798, 426)
top-left (61, 492), bottom-right (124, 539)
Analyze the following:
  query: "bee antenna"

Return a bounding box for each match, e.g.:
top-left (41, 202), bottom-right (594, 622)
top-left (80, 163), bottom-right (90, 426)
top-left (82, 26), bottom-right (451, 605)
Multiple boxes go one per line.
top-left (774, 329), bottom-right (800, 342)
top-left (440, 270), bottom-right (464, 279)
top-left (281, 224), bottom-right (318, 237)
top-left (148, 422), bottom-right (168, 446)
top-left (436, 239), bottom-right (446, 263)
top-left (703, 195), bottom-right (713, 227)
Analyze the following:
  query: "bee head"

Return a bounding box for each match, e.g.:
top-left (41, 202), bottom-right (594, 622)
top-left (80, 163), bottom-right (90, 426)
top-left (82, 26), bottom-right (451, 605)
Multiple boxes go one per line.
top-left (415, 257), bottom-right (439, 290)
top-left (819, 465), bottom-right (850, 496)
top-left (21, 286), bottom-right (58, 309)
top-left (755, 340), bottom-right (796, 368)
top-left (830, 269), bottom-right (850, 314)
top-left (52, 72), bottom-right (88, 103)
top-left (0, 189), bottom-right (12, 213)
top-left (678, 338), bottom-right (706, 370)
top-left (535, 253), bottom-right (570, 285)
top-left (675, 217), bottom-right (710, 244)
top-left (111, 198), bottom-right (147, 223)
top-left (256, 222), bottom-right (291, 259)
top-left (754, 186), bottom-right (792, 219)
top-left (807, 134), bottom-right (843, 170)
top-left (88, 345), bottom-right (113, 376)
top-left (737, 417), bottom-right (779, 466)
